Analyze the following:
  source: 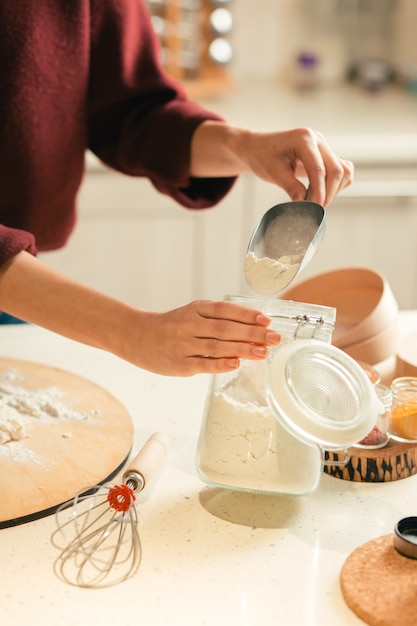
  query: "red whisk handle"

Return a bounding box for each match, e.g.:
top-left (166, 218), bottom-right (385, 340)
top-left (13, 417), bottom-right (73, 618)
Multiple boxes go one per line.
top-left (107, 483), bottom-right (136, 512)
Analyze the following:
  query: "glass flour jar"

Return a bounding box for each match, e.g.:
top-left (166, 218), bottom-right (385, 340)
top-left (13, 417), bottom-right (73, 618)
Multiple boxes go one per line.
top-left (196, 295), bottom-right (379, 496)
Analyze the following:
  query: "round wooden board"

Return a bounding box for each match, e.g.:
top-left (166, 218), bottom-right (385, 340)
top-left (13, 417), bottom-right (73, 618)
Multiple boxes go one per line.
top-left (340, 534), bottom-right (417, 626)
top-left (324, 438), bottom-right (417, 482)
top-left (0, 357), bottom-right (133, 527)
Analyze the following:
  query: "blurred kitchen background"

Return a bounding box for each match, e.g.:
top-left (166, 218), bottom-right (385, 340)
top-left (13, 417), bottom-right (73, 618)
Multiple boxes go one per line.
top-left (43, 0), bottom-right (417, 311)
top-left (144, 0), bottom-right (417, 93)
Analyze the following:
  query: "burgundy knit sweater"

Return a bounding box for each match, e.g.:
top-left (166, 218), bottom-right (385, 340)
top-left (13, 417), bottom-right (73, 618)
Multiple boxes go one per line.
top-left (0, 0), bottom-right (235, 266)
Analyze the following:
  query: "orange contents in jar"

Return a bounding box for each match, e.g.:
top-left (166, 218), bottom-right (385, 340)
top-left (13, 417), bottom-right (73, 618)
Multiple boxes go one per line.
top-left (390, 404), bottom-right (417, 441)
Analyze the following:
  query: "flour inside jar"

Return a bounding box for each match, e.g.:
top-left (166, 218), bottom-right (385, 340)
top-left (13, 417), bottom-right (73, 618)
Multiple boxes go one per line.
top-left (197, 360), bottom-right (322, 494)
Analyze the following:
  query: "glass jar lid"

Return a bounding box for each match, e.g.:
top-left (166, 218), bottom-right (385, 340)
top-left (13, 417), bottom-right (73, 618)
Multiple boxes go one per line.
top-left (266, 339), bottom-right (379, 448)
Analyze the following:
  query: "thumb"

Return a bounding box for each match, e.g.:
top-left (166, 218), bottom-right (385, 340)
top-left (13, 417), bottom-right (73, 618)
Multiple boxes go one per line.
top-left (283, 178), bottom-right (309, 202)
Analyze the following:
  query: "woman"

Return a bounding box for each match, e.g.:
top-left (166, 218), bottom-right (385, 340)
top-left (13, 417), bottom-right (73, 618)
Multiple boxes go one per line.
top-left (0, 0), bottom-right (353, 376)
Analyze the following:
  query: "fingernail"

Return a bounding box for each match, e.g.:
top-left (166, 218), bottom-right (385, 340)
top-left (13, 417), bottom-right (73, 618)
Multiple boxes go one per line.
top-left (252, 346), bottom-right (267, 357)
top-left (256, 313), bottom-right (270, 325)
top-left (266, 331), bottom-right (281, 344)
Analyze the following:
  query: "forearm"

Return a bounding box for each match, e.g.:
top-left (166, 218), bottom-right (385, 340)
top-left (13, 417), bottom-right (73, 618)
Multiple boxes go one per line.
top-left (0, 251), bottom-right (281, 377)
top-left (190, 120), bottom-right (252, 177)
top-left (0, 251), bottom-right (135, 357)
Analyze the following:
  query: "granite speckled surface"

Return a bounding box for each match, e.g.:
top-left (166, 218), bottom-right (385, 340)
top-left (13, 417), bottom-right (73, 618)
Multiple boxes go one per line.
top-left (0, 313), bottom-right (416, 625)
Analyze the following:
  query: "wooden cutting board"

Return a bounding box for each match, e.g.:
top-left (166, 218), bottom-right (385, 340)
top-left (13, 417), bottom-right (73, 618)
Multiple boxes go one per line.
top-left (340, 534), bottom-right (417, 626)
top-left (324, 438), bottom-right (417, 482)
top-left (0, 357), bottom-right (133, 527)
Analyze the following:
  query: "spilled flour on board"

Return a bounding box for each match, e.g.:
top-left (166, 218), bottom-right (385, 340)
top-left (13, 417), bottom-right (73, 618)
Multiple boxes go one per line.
top-left (0, 368), bottom-right (99, 462)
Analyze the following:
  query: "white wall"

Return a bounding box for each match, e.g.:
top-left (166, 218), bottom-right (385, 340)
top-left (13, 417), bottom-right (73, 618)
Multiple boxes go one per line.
top-left (231, 0), bottom-right (299, 82)
top-left (231, 0), bottom-right (416, 85)
top-left (393, 0), bottom-right (417, 75)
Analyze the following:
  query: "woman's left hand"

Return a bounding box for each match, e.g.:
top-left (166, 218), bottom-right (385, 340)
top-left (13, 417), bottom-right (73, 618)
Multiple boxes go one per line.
top-left (191, 122), bottom-right (354, 208)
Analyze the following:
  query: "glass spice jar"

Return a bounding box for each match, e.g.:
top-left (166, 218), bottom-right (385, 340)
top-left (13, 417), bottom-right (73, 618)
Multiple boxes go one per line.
top-left (357, 361), bottom-right (381, 385)
top-left (390, 377), bottom-right (417, 443)
top-left (353, 383), bottom-right (392, 449)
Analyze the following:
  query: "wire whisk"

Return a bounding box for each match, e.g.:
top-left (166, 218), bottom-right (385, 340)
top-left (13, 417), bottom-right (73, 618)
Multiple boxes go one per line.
top-left (51, 432), bottom-right (170, 588)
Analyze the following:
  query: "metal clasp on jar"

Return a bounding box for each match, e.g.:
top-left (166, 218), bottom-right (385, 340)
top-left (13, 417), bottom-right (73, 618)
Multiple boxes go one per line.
top-left (294, 314), bottom-right (325, 339)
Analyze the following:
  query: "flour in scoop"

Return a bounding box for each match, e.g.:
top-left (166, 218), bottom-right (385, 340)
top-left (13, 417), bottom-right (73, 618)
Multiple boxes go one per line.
top-left (197, 360), bottom-right (321, 495)
top-left (244, 251), bottom-right (300, 294)
top-left (245, 209), bottom-right (319, 294)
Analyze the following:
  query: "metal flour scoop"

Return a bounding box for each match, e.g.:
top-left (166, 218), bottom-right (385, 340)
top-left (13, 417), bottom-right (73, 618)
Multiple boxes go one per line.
top-left (244, 199), bottom-right (326, 295)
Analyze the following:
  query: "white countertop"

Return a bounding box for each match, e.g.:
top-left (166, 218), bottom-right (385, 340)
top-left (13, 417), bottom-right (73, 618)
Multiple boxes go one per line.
top-left (0, 312), bottom-right (416, 626)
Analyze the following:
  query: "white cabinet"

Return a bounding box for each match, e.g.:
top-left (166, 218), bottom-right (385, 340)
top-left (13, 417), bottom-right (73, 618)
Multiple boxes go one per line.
top-left (42, 166), bottom-right (247, 311)
top-left (198, 174), bottom-right (253, 300)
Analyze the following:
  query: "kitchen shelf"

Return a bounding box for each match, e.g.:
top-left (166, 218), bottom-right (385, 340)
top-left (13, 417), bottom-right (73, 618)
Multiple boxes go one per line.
top-left (146, 0), bottom-right (234, 98)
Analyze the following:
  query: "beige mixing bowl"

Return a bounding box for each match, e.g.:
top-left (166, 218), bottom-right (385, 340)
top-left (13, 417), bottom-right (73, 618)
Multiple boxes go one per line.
top-left (395, 331), bottom-right (417, 378)
top-left (281, 267), bottom-right (399, 365)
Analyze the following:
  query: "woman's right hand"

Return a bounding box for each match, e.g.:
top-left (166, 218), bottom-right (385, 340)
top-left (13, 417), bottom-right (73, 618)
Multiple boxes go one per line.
top-left (122, 299), bottom-right (281, 376)
top-left (0, 253), bottom-right (280, 377)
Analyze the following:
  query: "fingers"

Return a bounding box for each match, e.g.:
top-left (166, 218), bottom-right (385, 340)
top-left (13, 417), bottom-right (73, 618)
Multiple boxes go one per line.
top-left (290, 128), bottom-right (353, 207)
top-left (195, 300), bottom-right (280, 350)
top-left (284, 127), bottom-right (327, 203)
top-left (171, 300), bottom-right (281, 375)
top-left (185, 301), bottom-right (280, 371)
top-left (197, 300), bottom-right (271, 328)
top-left (311, 131), bottom-right (354, 206)
top-left (250, 127), bottom-right (353, 208)
top-left (186, 355), bottom-right (246, 375)
top-left (192, 333), bottom-right (278, 359)
top-left (226, 125), bottom-right (353, 208)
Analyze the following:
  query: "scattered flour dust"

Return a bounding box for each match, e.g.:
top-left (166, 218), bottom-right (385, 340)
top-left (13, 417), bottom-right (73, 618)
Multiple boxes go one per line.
top-left (0, 368), bottom-right (99, 463)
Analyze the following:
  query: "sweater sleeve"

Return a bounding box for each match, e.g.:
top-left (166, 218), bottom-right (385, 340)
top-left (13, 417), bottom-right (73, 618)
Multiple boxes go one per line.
top-left (87, 0), bottom-right (236, 208)
top-left (0, 225), bottom-right (37, 267)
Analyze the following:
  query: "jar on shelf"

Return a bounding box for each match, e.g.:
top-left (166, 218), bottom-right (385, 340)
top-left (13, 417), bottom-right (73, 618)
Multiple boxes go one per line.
top-left (295, 50), bottom-right (320, 90)
top-left (195, 295), bottom-right (379, 496)
top-left (390, 377), bottom-right (417, 443)
top-left (353, 383), bottom-right (392, 449)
